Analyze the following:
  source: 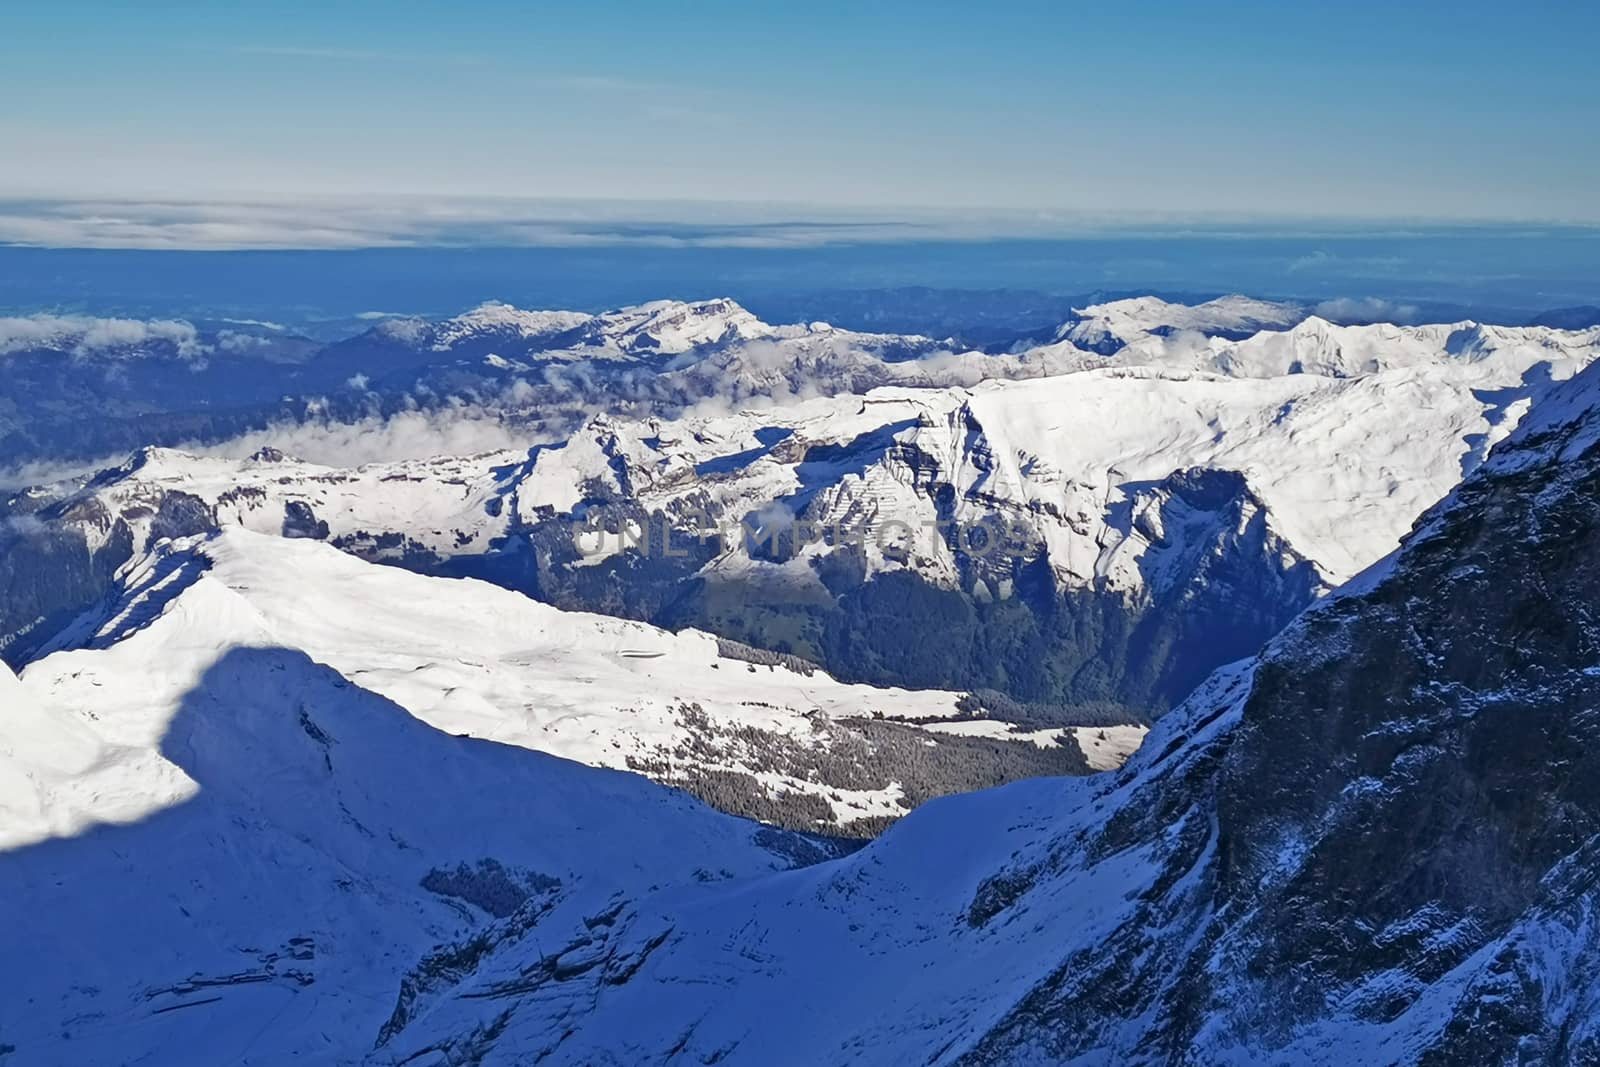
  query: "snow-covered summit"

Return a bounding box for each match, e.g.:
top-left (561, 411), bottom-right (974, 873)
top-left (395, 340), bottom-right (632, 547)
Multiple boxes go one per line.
top-left (372, 297), bottom-right (778, 361)
top-left (587, 296), bottom-right (775, 353)
top-left (1056, 293), bottom-right (1305, 350)
top-left (426, 301), bottom-right (593, 349)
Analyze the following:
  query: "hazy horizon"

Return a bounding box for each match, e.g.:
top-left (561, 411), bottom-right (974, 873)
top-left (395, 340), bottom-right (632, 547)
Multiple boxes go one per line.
top-left (1, 194), bottom-right (1597, 254)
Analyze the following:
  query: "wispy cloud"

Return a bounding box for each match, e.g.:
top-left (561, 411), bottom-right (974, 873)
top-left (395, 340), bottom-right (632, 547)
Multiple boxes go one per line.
top-left (0, 312), bottom-right (207, 358)
top-left (0, 196), bottom-right (945, 250)
top-left (1, 196), bottom-right (1577, 253)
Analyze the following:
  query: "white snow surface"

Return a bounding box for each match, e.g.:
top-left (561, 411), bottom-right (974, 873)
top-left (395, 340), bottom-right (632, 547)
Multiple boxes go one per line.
top-left (1072, 723), bottom-right (1151, 771)
top-left (372, 662), bottom-right (1262, 1066)
top-left (1057, 293), bottom-right (1304, 348)
top-left (26, 527), bottom-right (980, 830)
top-left (54, 315), bottom-right (1600, 603)
top-left (0, 579), bottom-right (836, 1064)
top-left (378, 297), bottom-right (782, 362)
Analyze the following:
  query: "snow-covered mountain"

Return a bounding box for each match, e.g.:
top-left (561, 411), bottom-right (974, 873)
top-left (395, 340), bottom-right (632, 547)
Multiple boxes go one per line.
top-left (12, 311), bottom-right (1598, 715)
top-left (1054, 293), bottom-right (1306, 352)
top-left (323, 297), bottom-right (943, 386)
top-left (368, 297), bottom-right (778, 362)
top-left (0, 297), bottom-right (951, 470)
top-left (14, 318), bottom-right (1593, 1065)
top-left (494, 315), bottom-right (1595, 707)
top-left (0, 552), bottom-right (852, 1064)
top-left (8, 297), bottom-right (1600, 1064)
top-left (26, 527), bottom-right (1100, 833)
top-left (6, 292), bottom-right (1595, 480)
top-left (363, 347), bottom-right (1600, 1066)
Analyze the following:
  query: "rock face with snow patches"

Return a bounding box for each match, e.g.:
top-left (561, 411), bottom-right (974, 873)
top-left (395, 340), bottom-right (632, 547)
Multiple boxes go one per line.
top-left (7, 300), bottom-right (1600, 1064)
top-left (364, 349), bottom-right (1600, 1066)
top-left (9, 307), bottom-right (1598, 719)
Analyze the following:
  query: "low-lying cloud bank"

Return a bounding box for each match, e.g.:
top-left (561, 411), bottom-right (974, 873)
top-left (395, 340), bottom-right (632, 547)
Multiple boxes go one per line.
top-left (0, 198), bottom-right (994, 251)
top-left (0, 406), bottom-right (540, 491)
top-left (0, 313), bottom-right (207, 358)
top-left (4, 196), bottom-right (1581, 252)
top-left (206, 406), bottom-right (537, 466)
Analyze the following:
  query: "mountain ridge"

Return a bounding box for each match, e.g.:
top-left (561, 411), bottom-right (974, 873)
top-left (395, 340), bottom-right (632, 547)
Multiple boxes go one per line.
top-left (367, 350), bottom-right (1600, 1066)
top-left (9, 306), bottom-right (1596, 718)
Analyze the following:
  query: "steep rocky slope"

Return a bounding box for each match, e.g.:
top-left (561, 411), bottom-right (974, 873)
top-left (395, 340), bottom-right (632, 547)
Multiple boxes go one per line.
top-left (370, 340), bottom-right (1600, 1066)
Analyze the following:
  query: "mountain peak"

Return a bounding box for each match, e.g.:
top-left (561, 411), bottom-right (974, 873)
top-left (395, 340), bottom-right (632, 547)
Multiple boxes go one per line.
top-left (590, 296), bottom-right (774, 353)
top-left (1057, 294), bottom-right (1306, 351)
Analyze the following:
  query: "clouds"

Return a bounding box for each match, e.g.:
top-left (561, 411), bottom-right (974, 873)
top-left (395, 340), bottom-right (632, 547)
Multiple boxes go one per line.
top-left (0, 197), bottom-right (944, 251)
top-left (0, 405), bottom-right (539, 491)
top-left (0, 196), bottom-right (1459, 253)
top-left (0, 313), bottom-right (206, 358)
top-left (0, 200), bottom-right (414, 251)
top-left (215, 330), bottom-right (273, 353)
top-left (197, 406), bottom-right (535, 468)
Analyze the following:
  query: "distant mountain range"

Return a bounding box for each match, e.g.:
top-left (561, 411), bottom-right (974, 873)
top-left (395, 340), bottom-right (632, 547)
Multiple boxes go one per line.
top-left (6, 304), bottom-right (1600, 1064)
top-left (9, 297), bottom-right (1595, 714)
top-left (2, 294), bottom-right (1595, 867)
top-left (6, 292), bottom-right (1600, 473)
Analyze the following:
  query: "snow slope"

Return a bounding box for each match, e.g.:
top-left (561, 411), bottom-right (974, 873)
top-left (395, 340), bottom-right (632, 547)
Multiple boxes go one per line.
top-left (371, 357), bottom-right (1600, 1067)
top-left (517, 317), bottom-right (1597, 590)
top-left (30, 527), bottom-right (1082, 830)
top-left (0, 536), bottom-right (885, 1064)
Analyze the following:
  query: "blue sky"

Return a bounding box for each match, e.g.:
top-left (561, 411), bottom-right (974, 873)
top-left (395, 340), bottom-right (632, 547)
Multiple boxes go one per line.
top-left (1, 1), bottom-right (1597, 222)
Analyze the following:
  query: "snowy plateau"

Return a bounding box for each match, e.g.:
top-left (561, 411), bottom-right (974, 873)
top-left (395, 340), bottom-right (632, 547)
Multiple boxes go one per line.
top-left (3, 295), bottom-right (1600, 1064)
